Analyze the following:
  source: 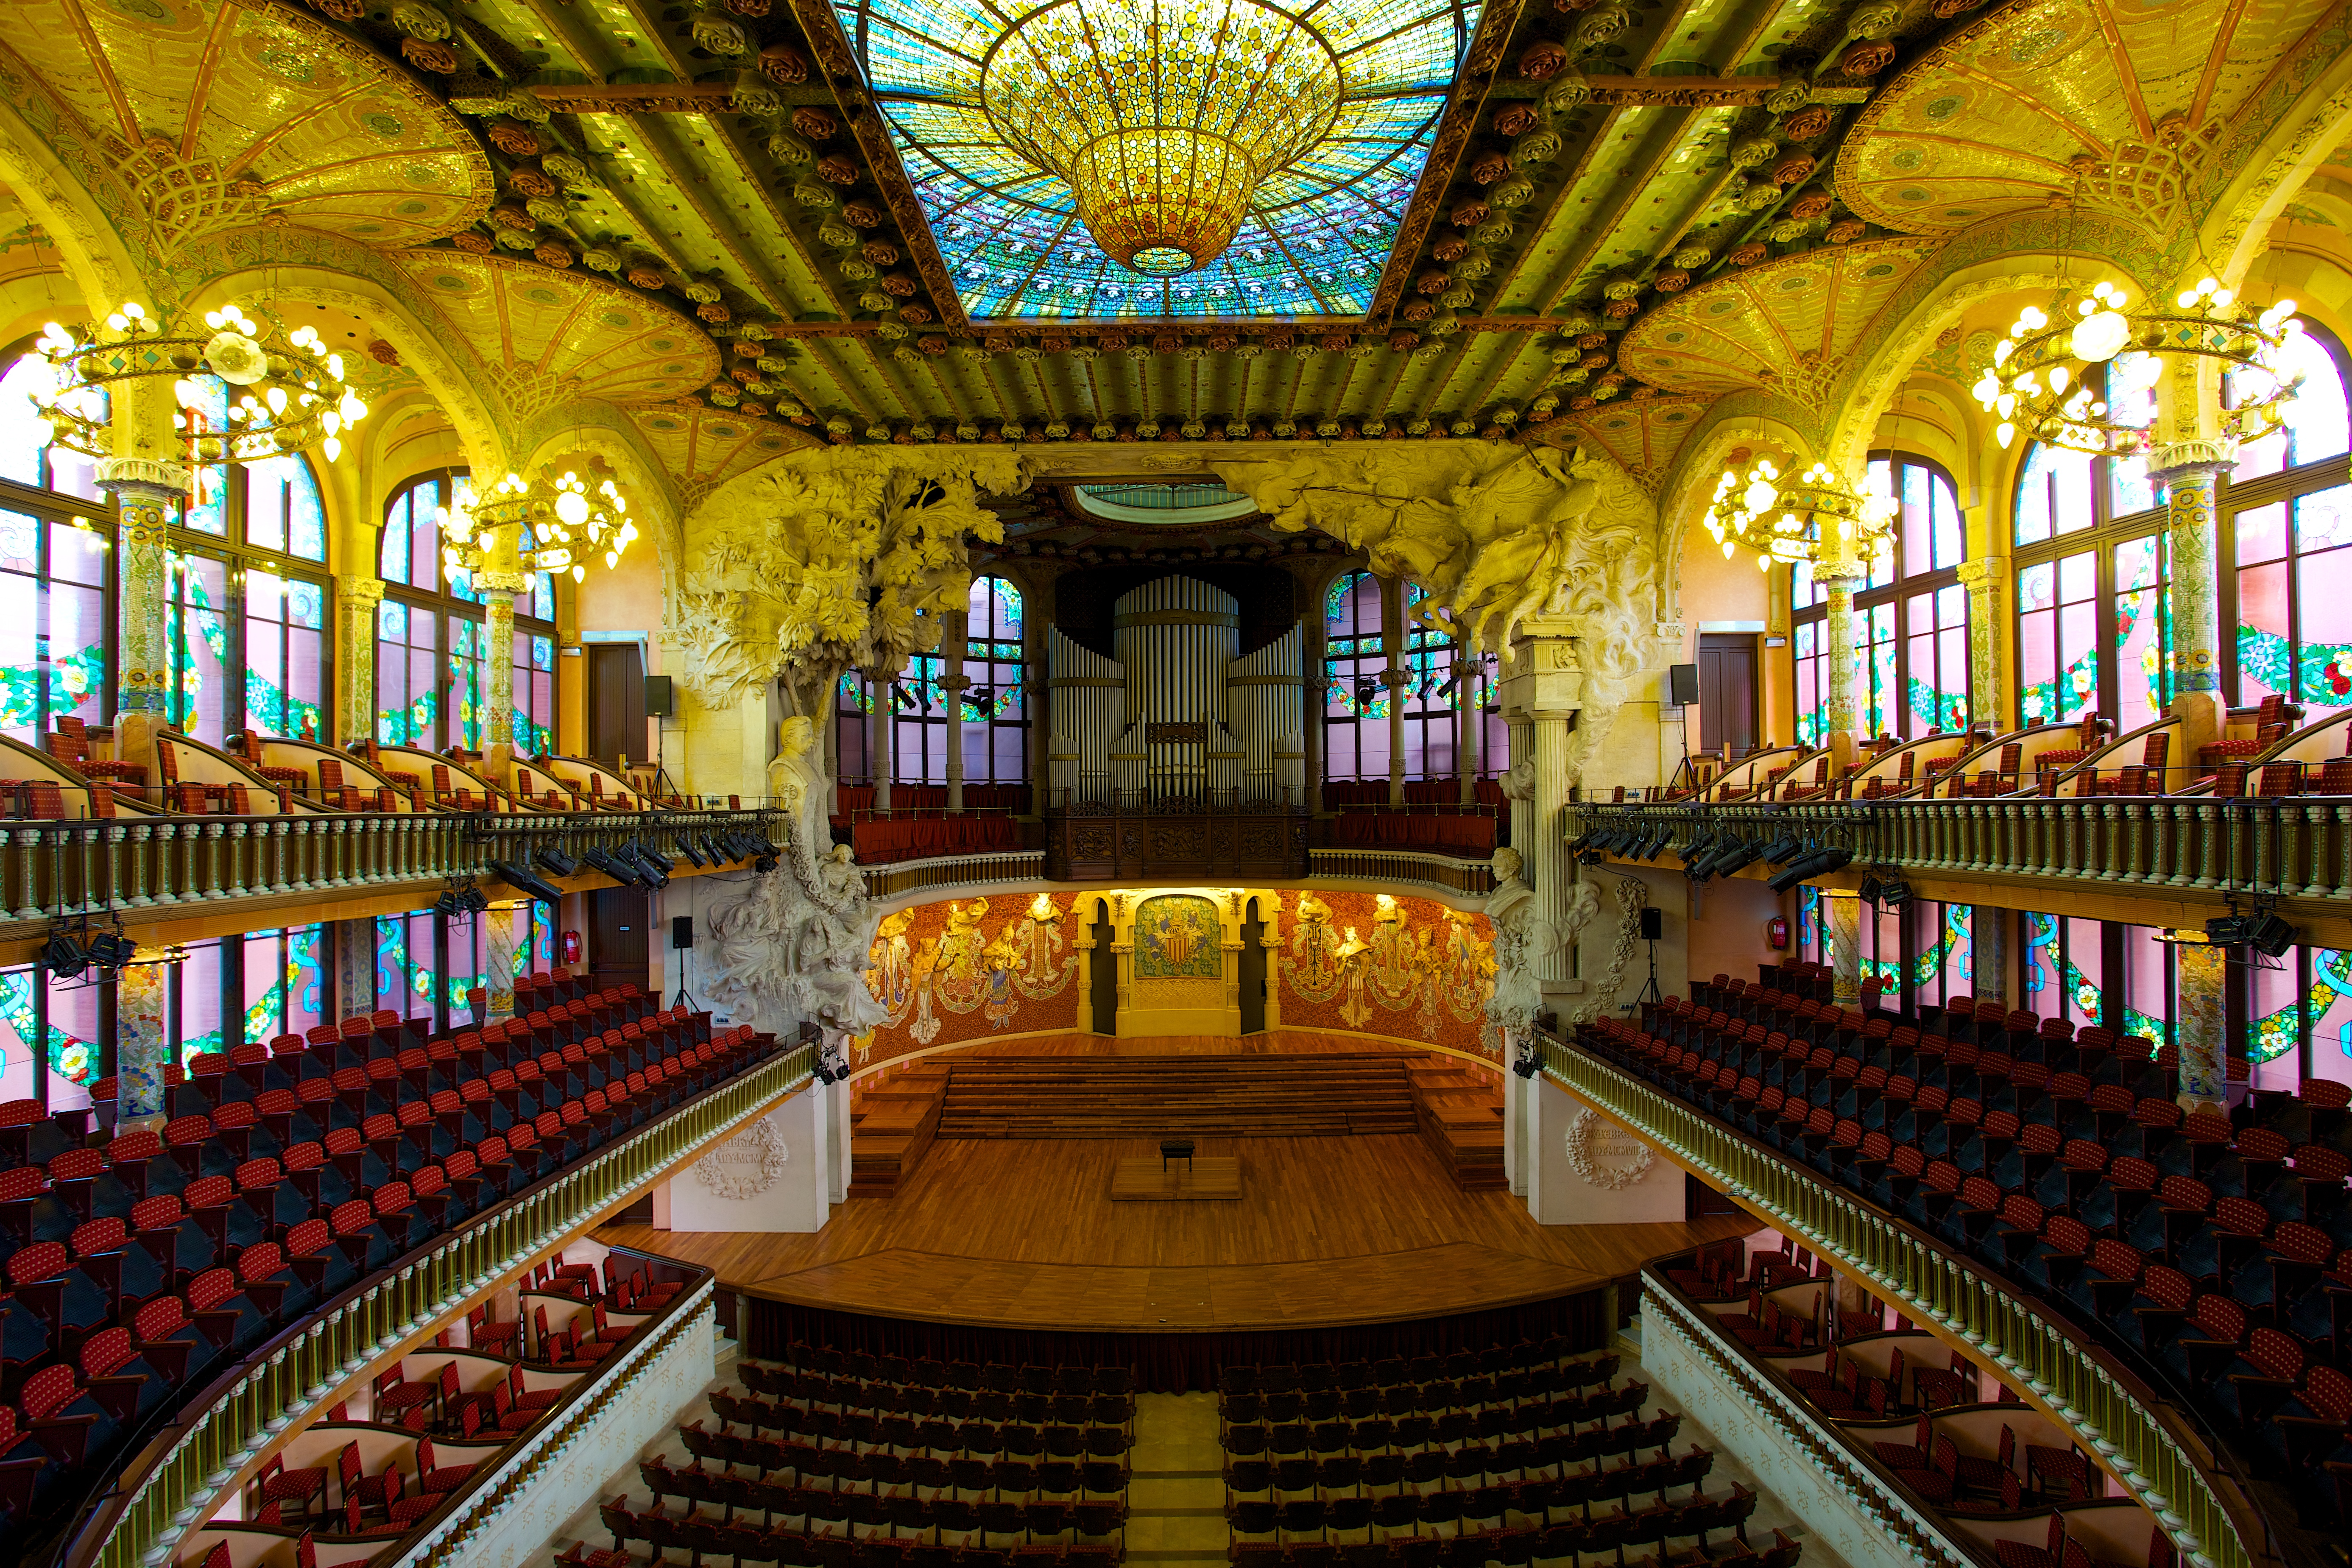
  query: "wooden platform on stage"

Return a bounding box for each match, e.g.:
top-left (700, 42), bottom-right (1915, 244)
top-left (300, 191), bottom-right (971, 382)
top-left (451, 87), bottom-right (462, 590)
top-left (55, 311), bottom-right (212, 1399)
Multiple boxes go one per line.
top-left (599, 1132), bottom-right (1755, 1335)
top-left (1110, 1155), bottom-right (1240, 1200)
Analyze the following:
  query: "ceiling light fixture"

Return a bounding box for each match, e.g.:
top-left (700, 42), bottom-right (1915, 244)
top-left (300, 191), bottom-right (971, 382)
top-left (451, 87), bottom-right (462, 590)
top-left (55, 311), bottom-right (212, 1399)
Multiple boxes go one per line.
top-left (440, 460), bottom-right (639, 584)
top-left (980, 0), bottom-right (1344, 276)
top-left (1971, 277), bottom-right (2304, 455)
top-left (29, 302), bottom-right (370, 467)
top-left (1704, 458), bottom-right (1896, 574)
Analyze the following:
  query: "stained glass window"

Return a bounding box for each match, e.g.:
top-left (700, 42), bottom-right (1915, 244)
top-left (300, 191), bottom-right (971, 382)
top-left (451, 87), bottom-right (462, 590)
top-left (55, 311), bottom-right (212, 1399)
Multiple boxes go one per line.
top-left (2225, 334), bottom-right (2352, 717)
top-left (2229, 328), bottom-right (2350, 480)
top-left (2022, 911), bottom-right (2104, 1030)
top-left (165, 550), bottom-right (231, 745)
top-left (2017, 551), bottom-right (2098, 725)
top-left (514, 632), bottom-right (556, 757)
top-left (378, 471), bottom-right (523, 753)
top-left (0, 507), bottom-right (109, 746)
top-left (962, 575), bottom-right (1028, 787)
top-left (835, 0), bottom-right (1480, 319)
top-left (1793, 621), bottom-right (1826, 748)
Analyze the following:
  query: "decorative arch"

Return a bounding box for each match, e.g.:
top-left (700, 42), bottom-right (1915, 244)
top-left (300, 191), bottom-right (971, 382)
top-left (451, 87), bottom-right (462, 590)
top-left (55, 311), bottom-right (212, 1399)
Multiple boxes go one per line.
top-left (515, 407), bottom-right (687, 581)
top-left (0, 92), bottom-right (145, 322)
top-left (1650, 393), bottom-right (1825, 602)
top-left (2197, 33), bottom-right (2352, 292)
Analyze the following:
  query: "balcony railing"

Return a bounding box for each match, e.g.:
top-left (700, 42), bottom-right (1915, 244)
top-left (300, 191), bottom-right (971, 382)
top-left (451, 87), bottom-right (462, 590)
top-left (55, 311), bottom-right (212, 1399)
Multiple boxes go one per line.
top-left (61, 1040), bottom-right (815, 1568)
top-left (1309, 847), bottom-right (1499, 898)
top-left (0, 805), bottom-right (789, 932)
top-left (1562, 798), bottom-right (2352, 906)
top-left (1537, 1030), bottom-right (2268, 1568)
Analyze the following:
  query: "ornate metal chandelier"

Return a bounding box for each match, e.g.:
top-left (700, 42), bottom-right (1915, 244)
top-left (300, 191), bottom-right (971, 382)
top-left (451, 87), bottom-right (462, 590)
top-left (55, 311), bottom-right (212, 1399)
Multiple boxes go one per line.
top-left (1970, 276), bottom-right (2305, 455)
top-left (1705, 458), bottom-right (1896, 574)
top-left (29, 302), bottom-right (369, 466)
top-left (440, 462), bottom-right (639, 583)
top-left (979, 0), bottom-right (1342, 276)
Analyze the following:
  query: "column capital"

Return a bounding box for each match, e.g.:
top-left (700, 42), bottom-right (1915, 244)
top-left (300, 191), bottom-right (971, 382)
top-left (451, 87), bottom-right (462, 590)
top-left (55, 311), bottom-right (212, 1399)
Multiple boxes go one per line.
top-left (937, 672), bottom-right (972, 692)
top-left (96, 455), bottom-right (191, 498)
top-left (1953, 557), bottom-right (2003, 590)
top-left (2144, 438), bottom-right (2238, 480)
top-left (339, 575), bottom-right (387, 607)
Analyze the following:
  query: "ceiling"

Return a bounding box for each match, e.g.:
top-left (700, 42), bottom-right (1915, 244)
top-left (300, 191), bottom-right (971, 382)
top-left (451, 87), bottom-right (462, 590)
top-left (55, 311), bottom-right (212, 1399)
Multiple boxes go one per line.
top-left (2, 0), bottom-right (2337, 490)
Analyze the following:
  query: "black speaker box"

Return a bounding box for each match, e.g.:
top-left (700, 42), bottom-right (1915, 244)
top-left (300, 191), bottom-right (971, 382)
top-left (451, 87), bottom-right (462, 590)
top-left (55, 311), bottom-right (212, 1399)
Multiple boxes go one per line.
top-left (1638, 907), bottom-right (1664, 941)
top-left (1668, 663), bottom-right (1699, 707)
top-left (645, 674), bottom-right (675, 717)
top-left (672, 914), bottom-right (695, 949)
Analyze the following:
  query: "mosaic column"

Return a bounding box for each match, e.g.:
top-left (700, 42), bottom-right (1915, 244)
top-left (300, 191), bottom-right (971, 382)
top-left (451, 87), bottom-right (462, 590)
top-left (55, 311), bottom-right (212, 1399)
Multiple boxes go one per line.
top-left (2172, 930), bottom-right (2227, 1109)
top-left (483, 900), bottom-right (524, 1023)
top-left (115, 949), bottom-right (171, 1124)
top-left (2146, 441), bottom-right (2234, 698)
top-left (476, 566), bottom-right (526, 761)
top-left (1954, 558), bottom-right (2006, 732)
top-left (338, 577), bottom-right (384, 747)
top-left (1824, 890), bottom-right (1863, 1010)
top-left (336, 916), bottom-right (377, 1024)
top-left (98, 461), bottom-right (184, 787)
top-left (1970, 907), bottom-right (2007, 1007)
top-left (1822, 573), bottom-right (1861, 766)
top-left (940, 604), bottom-right (968, 812)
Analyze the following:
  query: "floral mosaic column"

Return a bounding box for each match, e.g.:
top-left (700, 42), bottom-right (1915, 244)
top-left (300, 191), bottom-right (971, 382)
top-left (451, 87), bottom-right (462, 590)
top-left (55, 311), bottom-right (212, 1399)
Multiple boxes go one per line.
top-left (1824, 890), bottom-right (1862, 1010)
top-left (338, 577), bottom-right (384, 746)
top-left (484, 900), bottom-right (523, 1022)
top-left (1822, 574), bottom-right (1861, 764)
top-left (2172, 930), bottom-right (2227, 1109)
top-left (476, 570), bottom-right (525, 757)
top-left (115, 949), bottom-right (170, 1123)
top-left (1955, 558), bottom-right (2005, 729)
top-left (2147, 441), bottom-right (2235, 700)
top-left (96, 465), bottom-right (181, 722)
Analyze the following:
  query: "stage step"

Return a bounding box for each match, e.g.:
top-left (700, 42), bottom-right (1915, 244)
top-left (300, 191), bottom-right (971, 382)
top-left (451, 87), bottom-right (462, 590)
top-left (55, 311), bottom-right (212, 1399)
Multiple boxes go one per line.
top-left (1407, 1059), bottom-right (1509, 1191)
top-left (848, 1061), bottom-right (949, 1195)
top-left (937, 1053), bottom-right (1421, 1139)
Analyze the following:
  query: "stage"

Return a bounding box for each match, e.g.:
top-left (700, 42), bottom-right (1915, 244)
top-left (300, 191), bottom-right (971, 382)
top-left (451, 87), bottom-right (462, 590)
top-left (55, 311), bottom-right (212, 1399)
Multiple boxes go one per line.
top-left (598, 1132), bottom-right (1754, 1336)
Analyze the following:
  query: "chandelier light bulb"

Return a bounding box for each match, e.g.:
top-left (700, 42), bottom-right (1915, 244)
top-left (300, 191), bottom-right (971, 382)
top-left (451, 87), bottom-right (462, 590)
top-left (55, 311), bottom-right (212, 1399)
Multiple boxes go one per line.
top-left (555, 489), bottom-right (589, 527)
top-left (323, 435), bottom-right (342, 462)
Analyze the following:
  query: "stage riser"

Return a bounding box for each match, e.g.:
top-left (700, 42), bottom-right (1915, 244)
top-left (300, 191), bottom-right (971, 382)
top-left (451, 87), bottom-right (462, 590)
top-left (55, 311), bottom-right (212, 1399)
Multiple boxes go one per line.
top-left (936, 1053), bottom-right (1423, 1140)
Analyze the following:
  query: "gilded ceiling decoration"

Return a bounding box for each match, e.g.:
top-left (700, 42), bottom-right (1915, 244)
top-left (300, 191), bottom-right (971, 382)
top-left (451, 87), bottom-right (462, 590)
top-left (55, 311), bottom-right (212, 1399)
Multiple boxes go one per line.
top-left (1617, 237), bottom-right (1942, 405)
top-left (1833, 0), bottom-right (2324, 238)
top-left (388, 252), bottom-right (722, 420)
top-left (0, 0), bottom-right (491, 251)
top-left (626, 402), bottom-right (821, 504)
top-left (832, 0), bottom-right (1479, 320)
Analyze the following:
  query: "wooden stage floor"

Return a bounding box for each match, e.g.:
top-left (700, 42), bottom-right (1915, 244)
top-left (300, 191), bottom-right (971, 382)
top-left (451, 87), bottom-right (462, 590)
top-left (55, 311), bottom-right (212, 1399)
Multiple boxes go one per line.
top-left (597, 1133), bottom-right (1755, 1335)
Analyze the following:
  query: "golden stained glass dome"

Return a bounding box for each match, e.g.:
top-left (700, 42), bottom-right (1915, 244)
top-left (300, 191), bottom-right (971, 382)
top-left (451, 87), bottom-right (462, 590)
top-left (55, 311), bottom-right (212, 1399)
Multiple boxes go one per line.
top-left (980, 0), bottom-right (1343, 276)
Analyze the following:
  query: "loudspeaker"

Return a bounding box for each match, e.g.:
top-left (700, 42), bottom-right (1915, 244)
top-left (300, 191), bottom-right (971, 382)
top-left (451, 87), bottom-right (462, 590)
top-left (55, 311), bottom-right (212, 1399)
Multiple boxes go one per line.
top-left (645, 675), bottom-right (675, 717)
top-left (672, 914), bottom-right (694, 950)
top-left (1668, 663), bottom-right (1699, 707)
top-left (1638, 907), bottom-right (1664, 941)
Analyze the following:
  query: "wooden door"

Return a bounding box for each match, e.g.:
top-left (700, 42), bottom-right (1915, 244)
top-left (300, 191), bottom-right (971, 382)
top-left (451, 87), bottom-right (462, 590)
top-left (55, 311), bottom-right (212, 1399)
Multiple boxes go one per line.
top-left (589, 643), bottom-right (645, 768)
top-left (1089, 898), bottom-right (1117, 1034)
top-left (1697, 633), bottom-right (1758, 759)
top-left (1238, 898), bottom-right (1267, 1034)
top-left (589, 887), bottom-right (650, 993)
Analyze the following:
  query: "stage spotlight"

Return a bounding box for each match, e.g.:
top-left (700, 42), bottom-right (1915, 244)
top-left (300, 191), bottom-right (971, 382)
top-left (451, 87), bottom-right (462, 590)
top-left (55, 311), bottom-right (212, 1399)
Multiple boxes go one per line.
top-left (1766, 846), bottom-right (1853, 893)
top-left (1877, 878), bottom-right (1913, 910)
top-left (1760, 834), bottom-right (1804, 865)
top-left (489, 859), bottom-right (566, 906)
top-left (2208, 911), bottom-right (2296, 957)
top-left (1512, 1052), bottom-right (1540, 1080)
top-left (634, 843), bottom-right (675, 876)
top-left (536, 847), bottom-right (580, 879)
top-left (460, 884), bottom-right (491, 914)
top-left (1858, 876), bottom-right (1883, 905)
top-left (86, 931), bottom-right (137, 969)
top-left (581, 845), bottom-right (643, 887)
top-left (434, 888), bottom-right (463, 918)
top-left (675, 838), bottom-right (709, 869)
top-left (40, 931), bottom-right (86, 980)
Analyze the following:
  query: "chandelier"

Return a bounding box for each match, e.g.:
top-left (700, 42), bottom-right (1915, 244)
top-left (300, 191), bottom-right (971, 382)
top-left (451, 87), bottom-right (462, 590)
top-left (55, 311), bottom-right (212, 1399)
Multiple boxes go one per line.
top-left (1705, 458), bottom-right (1896, 575)
top-left (979, 0), bottom-right (1342, 276)
top-left (440, 463), bottom-right (639, 583)
top-left (1970, 276), bottom-right (2304, 455)
top-left (30, 302), bottom-right (369, 467)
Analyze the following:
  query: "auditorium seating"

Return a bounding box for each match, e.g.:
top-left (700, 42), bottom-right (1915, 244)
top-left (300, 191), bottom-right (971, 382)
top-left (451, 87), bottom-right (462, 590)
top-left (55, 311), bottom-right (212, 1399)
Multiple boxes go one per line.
top-left (603, 1345), bottom-right (1135, 1568)
top-left (837, 785), bottom-right (1033, 821)
top-left (0, 977), bottom-right (781, 1530)
top-left (1215, 1343), bottom-right (1780, 1568)
top-left (852, 815), bottom-right (1021, 864)
top-left (1322, 781), bottom-right (1506, 809)
top-left (1328, 814), bottom-right (1498, 857)
top-left (1574, 972), bottom-right (2352, 1527)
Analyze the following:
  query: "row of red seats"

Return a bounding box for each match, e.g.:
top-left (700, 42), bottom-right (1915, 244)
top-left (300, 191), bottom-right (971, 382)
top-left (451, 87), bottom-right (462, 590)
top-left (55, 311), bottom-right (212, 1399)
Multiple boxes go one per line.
top-left (835, 784), bottom-right (1031, 817)
top-left (853, 815), bottom-right (1018, 863)
top-left (1328, 814), bottom-right (1496, 855)
top-left (0, 993), bottom-right (777, 1529)
top-left (1576, 973), bottom-right (2352, 1527)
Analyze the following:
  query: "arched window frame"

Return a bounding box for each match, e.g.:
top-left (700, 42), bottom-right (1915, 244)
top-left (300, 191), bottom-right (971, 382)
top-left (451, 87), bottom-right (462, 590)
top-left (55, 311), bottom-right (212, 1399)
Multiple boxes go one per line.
top-left (2217, 319), bottom-right (2352, 717)
top-left (376, 469), bottom-right (558, 753)
top-left (0, 350), bottom-right (115, 751)
top-left (1791, 450), bottom-right (1970, 745)
top-left (1322, 569), bottom-right (1391, 783)
top-left (834, 576), bottom-right (1032, 788)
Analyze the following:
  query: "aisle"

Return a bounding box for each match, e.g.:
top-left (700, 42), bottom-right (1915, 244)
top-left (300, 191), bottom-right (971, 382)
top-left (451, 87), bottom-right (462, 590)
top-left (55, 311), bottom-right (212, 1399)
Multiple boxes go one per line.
top-left (1124, 1392), bottom-right (1229, 1568)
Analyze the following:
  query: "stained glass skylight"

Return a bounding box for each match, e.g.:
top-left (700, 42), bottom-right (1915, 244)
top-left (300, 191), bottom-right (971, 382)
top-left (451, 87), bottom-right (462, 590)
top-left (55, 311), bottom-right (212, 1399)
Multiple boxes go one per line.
top-left (835, 0), bottom-right (1481, 321)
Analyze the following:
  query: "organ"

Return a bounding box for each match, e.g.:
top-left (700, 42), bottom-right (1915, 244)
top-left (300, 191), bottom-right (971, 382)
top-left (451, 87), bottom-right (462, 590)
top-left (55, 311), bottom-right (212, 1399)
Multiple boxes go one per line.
top-left (1047, 576), bottom-right (1305, 808)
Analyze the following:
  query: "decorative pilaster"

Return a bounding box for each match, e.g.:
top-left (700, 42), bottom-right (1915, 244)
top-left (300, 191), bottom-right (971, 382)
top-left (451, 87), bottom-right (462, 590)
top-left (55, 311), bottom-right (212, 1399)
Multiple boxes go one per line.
top-left (338, 577), bottom-right (385, 746)
top-left (2172, 930), bottom-right (2226, 1109)
top-left (1824, 891), bottom-right (1863, 1010)
top-left (1970, 907), bottom-right (2006, 1008)
top-left (336, 917), bottom-right (376, 1021)
top-left (1954, 558), bottom-right (2005, 732)
top-left (100, 465), bottom-right (179, 723)
top-left (476, 566), bottom-right (527, 763)
top-left (116, 949), bottom-right (171, 1123)
top-left (1529, 713), bottom-right (1576, 988)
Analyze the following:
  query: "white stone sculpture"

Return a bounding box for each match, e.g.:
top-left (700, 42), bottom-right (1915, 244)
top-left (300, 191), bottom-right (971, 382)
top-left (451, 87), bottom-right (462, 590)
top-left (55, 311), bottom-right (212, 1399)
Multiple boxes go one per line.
top-left (1483, 846), bottom-right (1543, 1050)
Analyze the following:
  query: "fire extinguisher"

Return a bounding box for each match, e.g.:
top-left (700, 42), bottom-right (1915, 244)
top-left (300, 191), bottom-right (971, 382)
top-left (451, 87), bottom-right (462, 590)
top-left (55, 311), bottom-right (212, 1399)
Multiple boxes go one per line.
top-left (1766, 915), bottom-right (1790, 951)
top-left (561, 930), bottom-right (583, 965)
